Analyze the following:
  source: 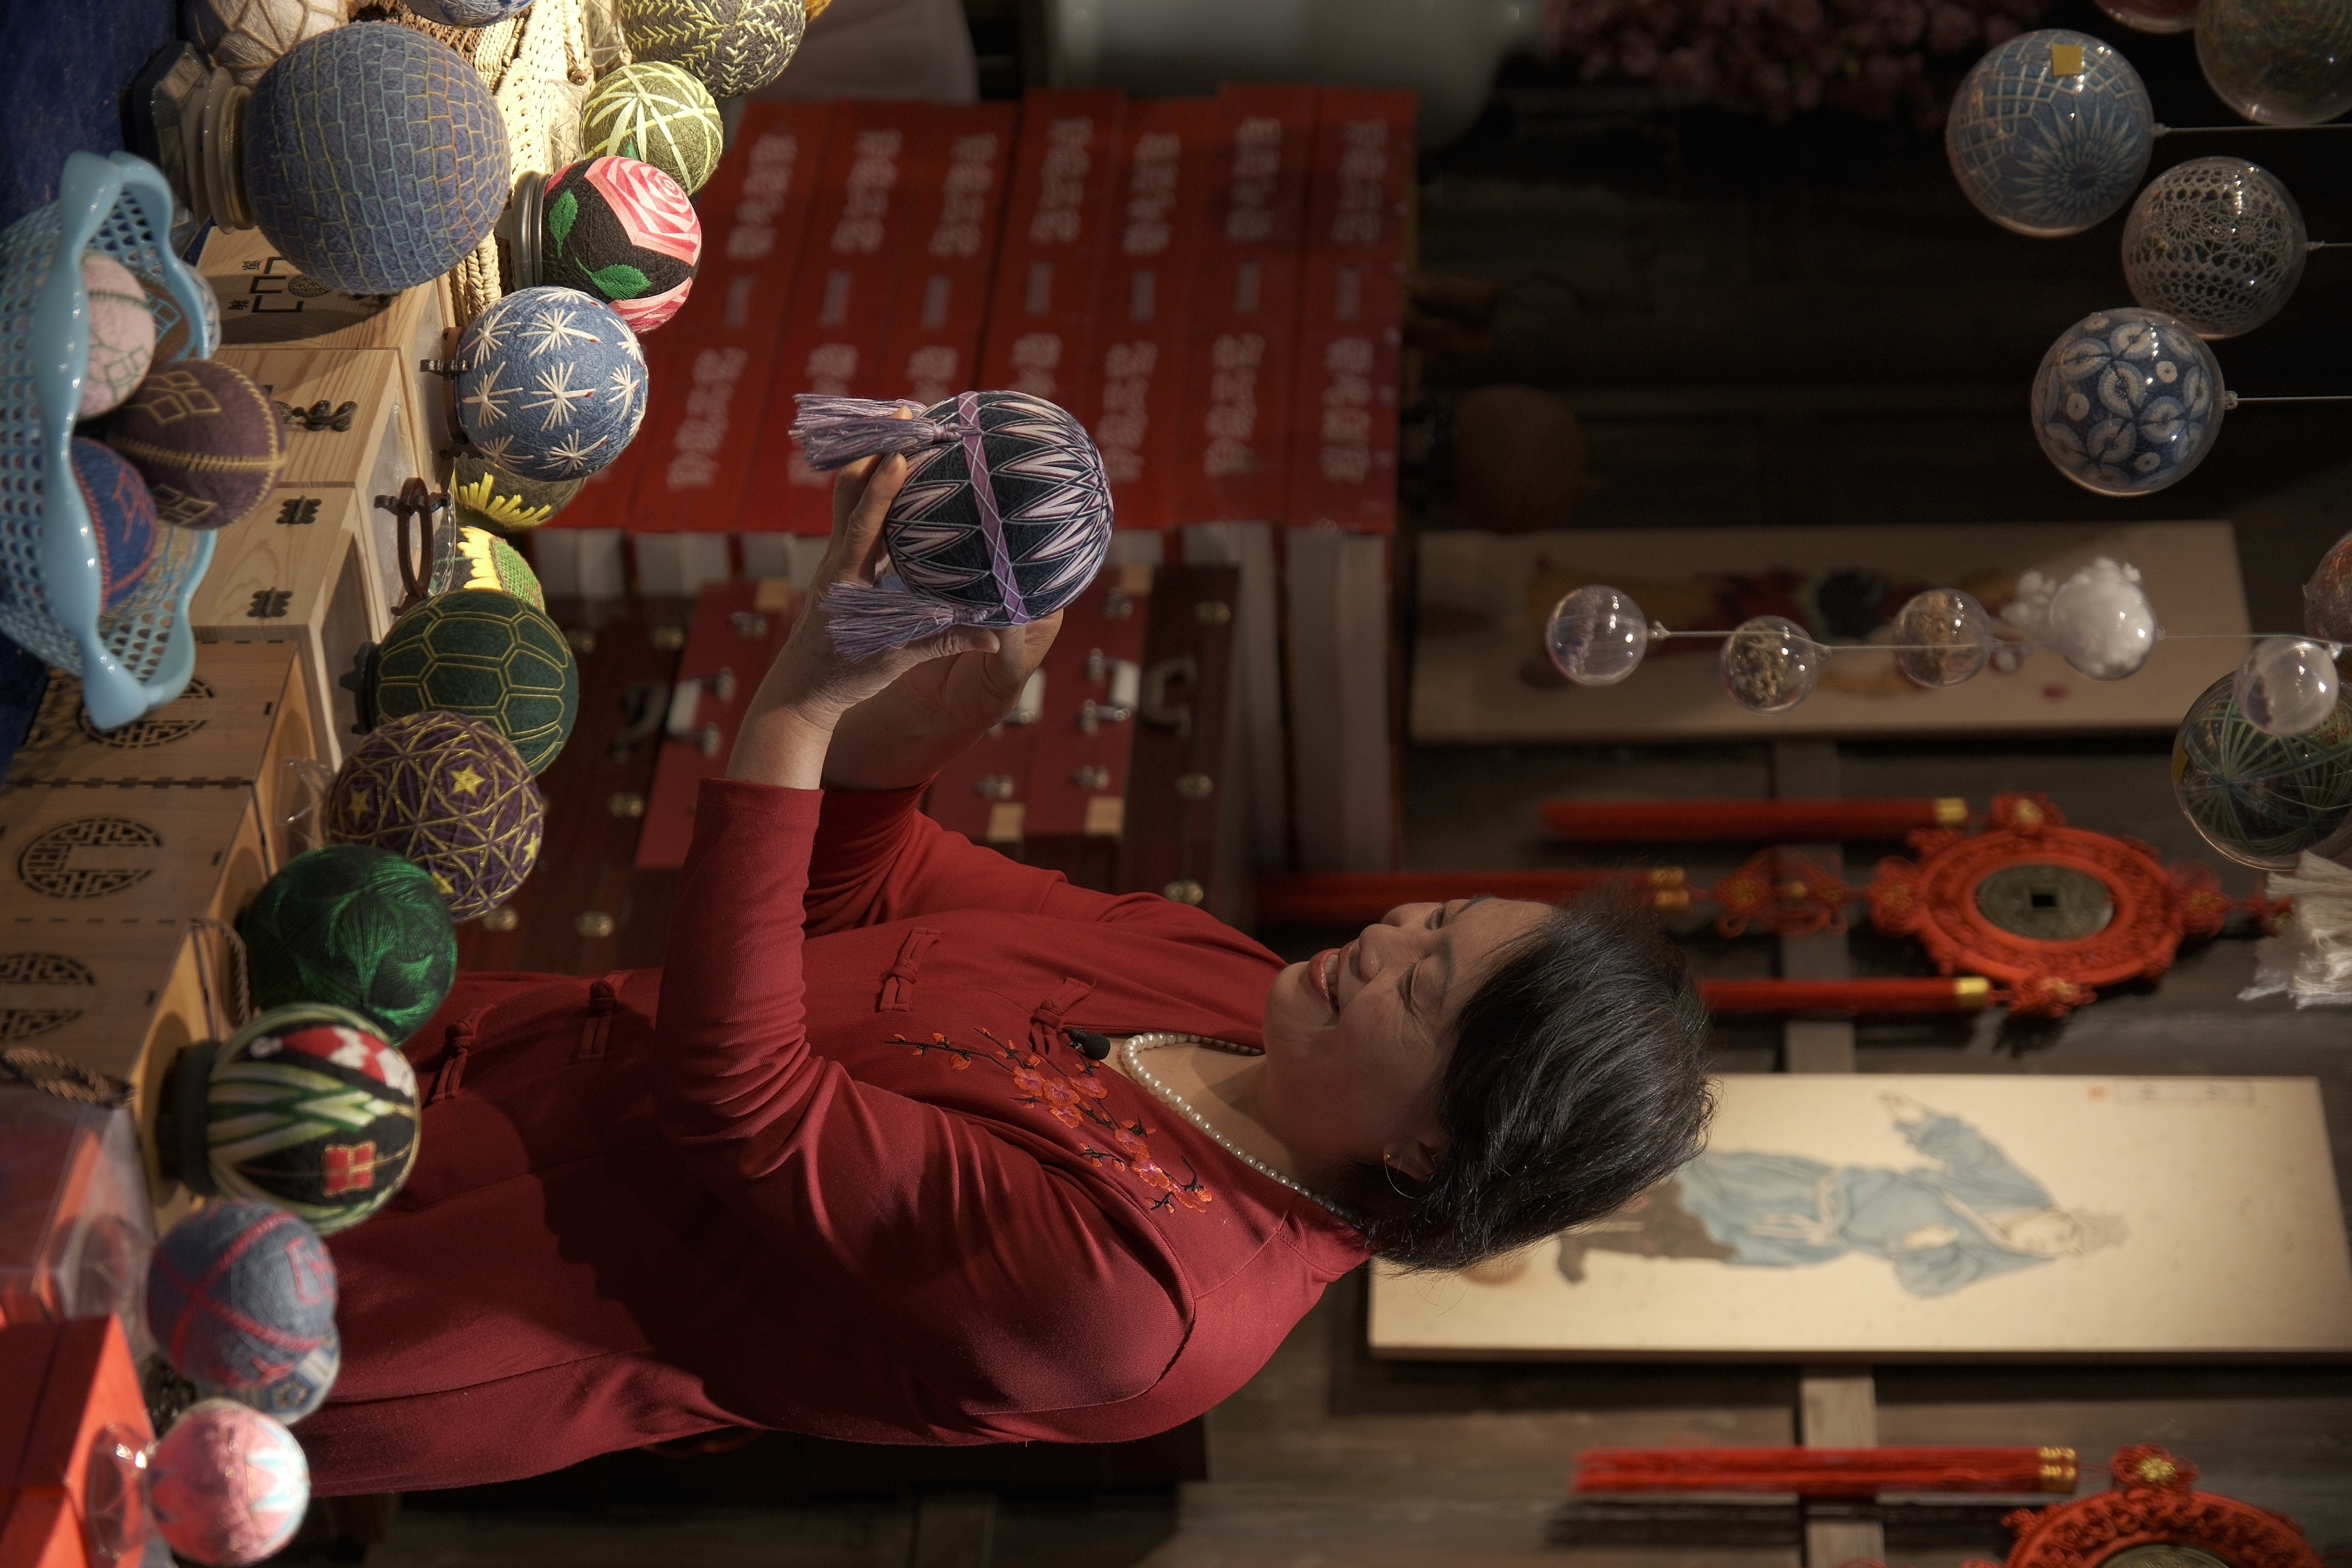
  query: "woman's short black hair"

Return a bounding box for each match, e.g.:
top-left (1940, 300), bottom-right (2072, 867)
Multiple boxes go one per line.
top-left (1332, 895), bottom-right (1713, 1272)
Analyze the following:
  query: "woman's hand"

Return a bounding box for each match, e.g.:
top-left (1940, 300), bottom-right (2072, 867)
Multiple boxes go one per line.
top-left (728, 452), bottom-right (1001, 789)
top-left (821, 612), bottom-right (1063, 791)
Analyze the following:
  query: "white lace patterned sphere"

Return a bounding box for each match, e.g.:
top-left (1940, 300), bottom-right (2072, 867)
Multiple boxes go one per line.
top-left (2032, 308), bottom-right (2224, 497)
top-left (1947, 30), bottom-right (2155, 237)
top-left (2048, 558), bottom-right (2161, 680)
top-left (2236, 636), bottom-right (2340, 737)
top-left (2197, 0), bottom-right (2352, 126)
top-left (1545, 585), bottom-right (1651, 686)
top-left (454, 287), bottom-right (648, 482)
top-left (186, 0), bottom-right (342, 86)
top-left (1892, 589), bottom-right (1994, 688)
top-left (2122, 158), bottom-right (2308, 340)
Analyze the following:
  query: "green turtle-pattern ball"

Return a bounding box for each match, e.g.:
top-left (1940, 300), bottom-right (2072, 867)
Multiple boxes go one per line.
top-left (239, 846), bottom-right (458, 1042)
top-left (450, 449), bottom-right (584, 534)
top-left (580, 61), bottom-right (724, 196)
top-left (369, 591), bottom-right (579, 775)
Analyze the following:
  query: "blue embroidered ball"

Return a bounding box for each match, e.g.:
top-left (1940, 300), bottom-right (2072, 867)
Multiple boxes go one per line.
top-left (454, 286), bottom-right (648, 481)
top-left (67, 438), bottom-right (160, 611)
top-left (1946, 30), bottom-right (2154, 238)
top-left (2031, 307), bottom-right (2223, 496)
top-left (243, 23), bottom-right (512, 294)
top-left (145, 1199), bottom-right (337, 1392)
top-left (788, 390), bottom-right (1113, 658)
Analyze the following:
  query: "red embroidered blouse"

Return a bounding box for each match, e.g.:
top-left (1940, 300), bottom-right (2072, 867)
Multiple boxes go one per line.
top-left (302, 779), bottom-right (1369, 1494)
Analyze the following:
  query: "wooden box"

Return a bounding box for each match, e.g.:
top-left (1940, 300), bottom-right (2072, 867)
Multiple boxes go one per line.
top-left (5, 644), bottom-right (315, 870)
top-left (210, 344), bottom-right (424, 622)
top-left (198, 226), bottom-right (458, 483)
top-left (191, 486), bottom-right (378, 769)
top-left (0, 785), bottom-right (268, 936)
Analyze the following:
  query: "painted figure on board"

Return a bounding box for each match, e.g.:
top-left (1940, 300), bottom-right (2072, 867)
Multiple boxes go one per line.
top-left (1556, 1093), bottom-right (2125, 1298)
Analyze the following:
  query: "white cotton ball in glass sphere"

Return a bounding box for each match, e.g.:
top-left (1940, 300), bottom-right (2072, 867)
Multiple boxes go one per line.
top-left (2234, 635), bottom-right (2341, 737)
top-left (2047, 558), bottom-right (2161, 679)
top-left (1544, 585), bottom-right (1651, 687)
top-left (1719, 616), bottom-right (1824, 714)
top-left (1892, 589), bottom-right (1994, 688)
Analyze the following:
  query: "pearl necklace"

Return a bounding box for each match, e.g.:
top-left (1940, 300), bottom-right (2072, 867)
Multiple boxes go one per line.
top-left (1115, 1032), bottom-right (1344, 1213)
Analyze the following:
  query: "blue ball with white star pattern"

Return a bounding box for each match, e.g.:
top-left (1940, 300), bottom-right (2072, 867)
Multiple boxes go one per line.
top-left (453, 286), bottom-right (648, 481)
top-left (1946, 29), bottom-right (2154, 237)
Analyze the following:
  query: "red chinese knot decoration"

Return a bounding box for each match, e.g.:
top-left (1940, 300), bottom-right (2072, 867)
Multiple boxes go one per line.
top-left (1992, 1444), bottom-right (2323, 1567)
top-left (1867, 794), bottom-right (2257, 1019)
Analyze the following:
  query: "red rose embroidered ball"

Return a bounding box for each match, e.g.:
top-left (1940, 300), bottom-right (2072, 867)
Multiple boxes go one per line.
top-left (102, 360), bottom-right (285, 530)
top-left (67, 437), bottom-right (160, 611)
top-left (540, 156), bottom-right (702, 334)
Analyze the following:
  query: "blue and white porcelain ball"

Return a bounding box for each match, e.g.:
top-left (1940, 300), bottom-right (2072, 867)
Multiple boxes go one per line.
top-left (2032, 307), bottom-right (2225, 497)
top-left (453, 287), bottom-right (648, 482)
top-left (1946, 29), bottom-right (2154, 237)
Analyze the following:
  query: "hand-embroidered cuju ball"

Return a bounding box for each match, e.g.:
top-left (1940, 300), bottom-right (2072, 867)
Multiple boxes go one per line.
top-left (455, 286), bottom-right (647, 481)
top-left (449, 448), bottom-right (583, 534)
top-left (186, 0), bottom-right (343, 86)
top-left (617, 0), bottom-right (807, 99)
top-left (202, 1328), bottom-right (340, 1425)
top-left (542, 157), bottom-right (703, 334)
top-left (78, 252), bottom-right (155, 417)
top-left (242, 23), bottom-right (512, 294)
top-left (67, 439), bottom-right (159, 611)
top-left (202, 1001), bottom-right (424, 1231)
top-left (366, 590), bottom-right (580, 774)
top-left (325, 709), bottom-right (545, 920)
top-left (579, 61), bottom-right (724, 196)
top-left (148, 1399), bottom-right (310, 1568)
top-left (101, 360), bottom-right (285, 530)
top-left (239, 845), bottom-right (458, 1042)
top-left (442, 524), bottom-right (544, 609)
top-left (145, 1200), bottom-right (337, 1390)
top-left (788, 391), bottom-right (1115, 658)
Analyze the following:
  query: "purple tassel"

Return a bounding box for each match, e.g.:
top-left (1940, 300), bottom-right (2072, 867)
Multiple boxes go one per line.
top-left (789, 395), bottom-right (956, 471)
top-left (824, 577), bottom-right (965, 659)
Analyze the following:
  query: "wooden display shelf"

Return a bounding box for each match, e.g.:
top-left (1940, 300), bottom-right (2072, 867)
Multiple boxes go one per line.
top-left (198, 226), bottom-right (458, 485)
top-left (209, 344), bottom-right (424, 622)
top-left (191, 486), bottom-right (380, 769)
top-left (0, 784), bottom-right (267, 937)
top-left (5, 643), bottom-right (314, 870)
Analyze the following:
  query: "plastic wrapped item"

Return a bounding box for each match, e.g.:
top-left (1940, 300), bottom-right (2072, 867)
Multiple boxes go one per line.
top-left (0, 1089), bottom-right (158, 1360)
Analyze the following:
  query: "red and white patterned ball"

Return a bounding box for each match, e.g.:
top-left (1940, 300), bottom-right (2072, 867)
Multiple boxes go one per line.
top-left (149, 1400), bottom-right (310, 1566)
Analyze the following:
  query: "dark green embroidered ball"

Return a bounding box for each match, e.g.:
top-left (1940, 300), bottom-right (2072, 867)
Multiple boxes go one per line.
top-left (367, 590), bottom-right (578, 775)
top-left (238, 846), bottom-right (457, 1042)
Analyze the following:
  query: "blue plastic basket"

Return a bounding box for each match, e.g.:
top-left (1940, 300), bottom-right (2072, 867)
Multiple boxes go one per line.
top-left (0, 151), bottom-right (221, 730)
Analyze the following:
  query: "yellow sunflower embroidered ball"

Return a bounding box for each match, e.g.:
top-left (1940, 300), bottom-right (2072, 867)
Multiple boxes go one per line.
top-left (325, 710), bottom-right (546, 920)
top-left (450, 449), bottom-right (585, 534)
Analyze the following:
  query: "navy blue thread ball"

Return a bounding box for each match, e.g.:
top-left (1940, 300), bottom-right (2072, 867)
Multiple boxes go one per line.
top-left (242, 23), bottom-right (512, 294)
top-left (145, 1199), bottom-right (337, 1391)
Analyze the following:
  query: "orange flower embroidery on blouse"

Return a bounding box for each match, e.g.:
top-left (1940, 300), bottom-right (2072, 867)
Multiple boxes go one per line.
top-left (898, 1028), bottom-right (1214, 1214)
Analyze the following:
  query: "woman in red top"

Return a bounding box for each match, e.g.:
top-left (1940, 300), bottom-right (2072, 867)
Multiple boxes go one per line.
top-left (303, 457), bottom-right (1711, 1494)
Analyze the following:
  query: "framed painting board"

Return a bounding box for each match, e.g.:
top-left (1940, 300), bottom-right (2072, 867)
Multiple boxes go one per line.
top-left (1367, 1075), bottom-right (2352, 1361)
top-left (1411, 522), bottom-right (2249, 743)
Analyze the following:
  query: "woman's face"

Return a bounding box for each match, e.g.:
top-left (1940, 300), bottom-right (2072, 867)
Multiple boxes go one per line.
top-left (1258, 897), bottom-right (1553, 1182)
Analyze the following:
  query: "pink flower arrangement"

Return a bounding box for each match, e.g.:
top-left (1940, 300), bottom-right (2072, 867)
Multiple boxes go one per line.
top-left (1547, 0), bottom-right (2050, 129)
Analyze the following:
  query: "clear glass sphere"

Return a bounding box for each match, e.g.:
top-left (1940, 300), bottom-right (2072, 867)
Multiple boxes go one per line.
top-left (2098, 0), bottom-right (2199, 32)
top-left (2304, 529), bottom-right (2352, 644)
top-left (1892, 588), bottom-right (1994, 688)
top-left (2197, 0), bottom-right (2352, 126)
top-left (1719, 616), bottom-right (1824, 714)
top-left (2048, 559), bottom-right (2161, 680)
top-left (1544, 585), bottom-right (1651, 687)
top-left (2236, 636), bottom-right (2341, 737)
top-left (2174, 672), bottom-right (2352, 869)
top-left (2122, 158), bottom-right (2308, 340)
top-left (1946, 30), bottom-right (2155, 237)
top-left (2032, 309), bottom-right (2225, 497)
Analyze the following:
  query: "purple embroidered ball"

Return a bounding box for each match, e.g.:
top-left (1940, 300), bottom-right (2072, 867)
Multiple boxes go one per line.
top-left (788, 390), bottom-right (1113, 658)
